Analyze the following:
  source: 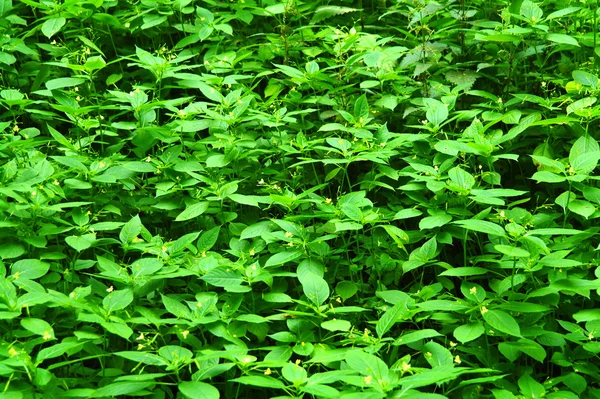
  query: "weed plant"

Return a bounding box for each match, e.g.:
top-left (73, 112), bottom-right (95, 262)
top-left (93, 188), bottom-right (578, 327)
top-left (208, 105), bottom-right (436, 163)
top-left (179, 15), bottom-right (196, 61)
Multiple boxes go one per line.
top-left (1, 0), bottom-right (600, 398)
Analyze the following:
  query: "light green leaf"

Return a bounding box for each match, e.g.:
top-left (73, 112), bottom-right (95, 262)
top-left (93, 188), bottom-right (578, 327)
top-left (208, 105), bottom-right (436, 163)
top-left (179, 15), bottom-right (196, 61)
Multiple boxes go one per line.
top-left (483, 309), bottom-right (522, 337)
top-left (546, 33), bottom-right (579, 46)
top-left (453, 322), bottom-right (485, 343)
top-left (175, 202), bottom-right (209, 221)
top-left (265, 250), bottom-right (303, 267)
top-left (376, 298), bottom-right (409, 338)
top-left (494, 245), bottom-right (530, 257)
top-left (42, 17), bottom-right (66, 38)
top-left (298, 272), bottom-right (329, 306)
top-left (453, 220), bottom-right (505, 236)
top-left (120, 215), bottom-right (142, 244)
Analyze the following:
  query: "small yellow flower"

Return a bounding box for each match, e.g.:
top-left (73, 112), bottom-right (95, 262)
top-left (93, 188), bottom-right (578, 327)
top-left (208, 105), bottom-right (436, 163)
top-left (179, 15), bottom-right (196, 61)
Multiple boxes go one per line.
top-left (426, 352), bottom-right (432, 357)
top-left (401, 361), bottom-right (411, 371)
top-left (450, 341), bottom-right (457, 347)
top-left (481, 306), bottom-right (488, 315)
top-left (454, 355), bottom-right (461, 364)
top-left (137, 344), bottom-right (144, 350)
top-left (295, 359), bottom-right (301, 365)
top-left (285, 232), bottom-right (293, 238)
top-left (13, 271), bottom-right (20, 280)
top-left (287, 242), bottom-right (294, 247)
top-left (325, 198), bottom-right (332, 204)
top-left (182, 330), bottom-right (189, 339)
top-left (8, 347), bottom-right (18, 357)
top-left (137, 333), bottom-right (145, 340)
top-left (43, 331), bottom-right (52, 340)
top-left (469, 286), bottom-right (477, 295)
top-left (249, 248), bottom-right (255, 256)
top-left (106, 286), bottom-right (114, 293)
top-left (364, 375), bottom-right (373, 385)
top-left (264, 368), bottom-right (272, 375)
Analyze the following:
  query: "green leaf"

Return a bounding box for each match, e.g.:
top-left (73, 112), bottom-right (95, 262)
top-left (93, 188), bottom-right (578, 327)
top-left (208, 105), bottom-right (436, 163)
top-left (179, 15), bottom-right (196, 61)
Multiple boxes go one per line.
top-left (439, 267), bottom-right (489, 277)
top-left (103, 289), bottom-right (133, 313)
top-left (197, 226), bottom-right (221, 253)
top-left (231, 375), bottom-right (286, 390)
top-left (265, 250), bottom-right (303, 267)
top-left (531, 171), bottom-right (566, 183)
top-left (453, 322), bottom-right (485, 343)
top-left (0, 243), bottom-right (25, 259)
top-left (394, 329), bottom-right (442, 346)
top-left (45, 77), bottom-right (85, 91)
top-left (423, 98), bottom-right (449, 126)
top-left (42, 17), bottom-right (66, 38)
top-left (546, 33), bottom-right (579, 46)
top-left (568, 200), bottom-right (596, 219)
top-left (93, 382), bottom-right (152, 397)
top-left (201, 267), bottom-right (243, 287)
top-left (354, 94), bottom-right (369, 119)
top-left (115, 351), bottom-right (168, 366)
top-left (483, 310), bottom-right (522, 337)
top-left (345, 350), bottom-right (389, 379)
top-left (119, 215), bottom-right (142, 244)
top-left (65, 234), bottom-right (96, 252)
top-left (376, 298), bottom-right (409, 338)
top-left (36, 341), bottom-right (84, 363)
top-left (11, 259), bottom-right (50, 280)
top-left (453, 220), bottom-right (505, 236)
top-left (298, 272), bottom-right (329, 306)
top-left (175, 202), bottom-right (209, 221)
top-left (494, 244), bottom-right (530, 257)
top-left (101, 322), bottom-right (133, 340)
top-left (311, 6), bottom-right (360, 23)
top-left (21, 318), bottom-right (55, 340)
top-left (518, 374), bottom-right (545, 398)
top-left (321, 319), bottom-right (351, 332)
top-left (419, 214), bottom-right (452, 230)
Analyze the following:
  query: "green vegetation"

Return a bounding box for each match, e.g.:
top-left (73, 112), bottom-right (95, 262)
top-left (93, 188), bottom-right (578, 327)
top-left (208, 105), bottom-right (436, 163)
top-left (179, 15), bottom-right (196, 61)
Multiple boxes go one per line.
top-left (1, 0), bottom-right (600, 397)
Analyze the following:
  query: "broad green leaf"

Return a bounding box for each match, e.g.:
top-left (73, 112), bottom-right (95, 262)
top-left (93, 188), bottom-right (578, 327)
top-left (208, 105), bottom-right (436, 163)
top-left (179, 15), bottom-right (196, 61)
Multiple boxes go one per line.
top-left (197, 226), bottom-right (221, 253)
top-left (439, 267), bottom-right (489, 276)
top-left (419, 214), bottom-right (452, 230)
top-left (265, 250), bottom-right (303, 267)
top-left (321, 319), bottom-right (351, 332)
top-left (103, 289), bottom-right (133, 313)
top-left (453, 322), bottom-right (485, 343)
top-left (531, 171), bottom-right (565, 183)
top-left (494, 244), bottom-right (530, 257)
top-left (423, 341), bottom-right (453, 367)
top-left (119, 215), bottom-right (142, 244)
top-left (36, 341), bottom-right (84, 363)
top-left (518, 374), bottom-right (545, 398)
top-left (394, 329), bottom-right (442, 346)
top-left (282, 362), bottom-right (308, 385)
top-left (175, 202), bottom-right (209, 221)
top-left (448, 167), bottom-right (475, 190)
top-left (92, 382), bottom-right (152, 397)
top-left (376, 298), bottom-right (409, 338)
top-left (0, 243), bottom-right (25, 259)
top-left (483, 309), bottom-right (521, 337)
top-left (231, 375), bottom-right (286, 390)
top-left (423, 98), bottom-right (449, 126)
top-left (568, 200), bottom-right (596, 219)
top-left (46, 77), bottom-right (85, 91)
top-left (11, 259), bottom-right (50, 280)
top-left (65, 234), bottom-right (96, 252)
top-left (42, 17), bottom-right (66, 38)
top-left (298, 272), bottom-right (329, 306)
top-left (201, 267), bottom-right (243, 287)
top-left (21, 318), bottom-right (55, 340)
top-left (345, 350), bottom-right (389, 379)
top-left (115, 351), bottom-right (168, 366)
top-left (453, 220), bottom-right (505, 236)
top-left (546, 33), bottom-right (579, 46)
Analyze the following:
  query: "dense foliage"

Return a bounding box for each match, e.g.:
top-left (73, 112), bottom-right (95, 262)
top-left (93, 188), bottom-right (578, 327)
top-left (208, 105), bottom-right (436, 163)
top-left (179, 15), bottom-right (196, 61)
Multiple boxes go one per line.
top-left (2, 0), bottom-right (600, 397)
